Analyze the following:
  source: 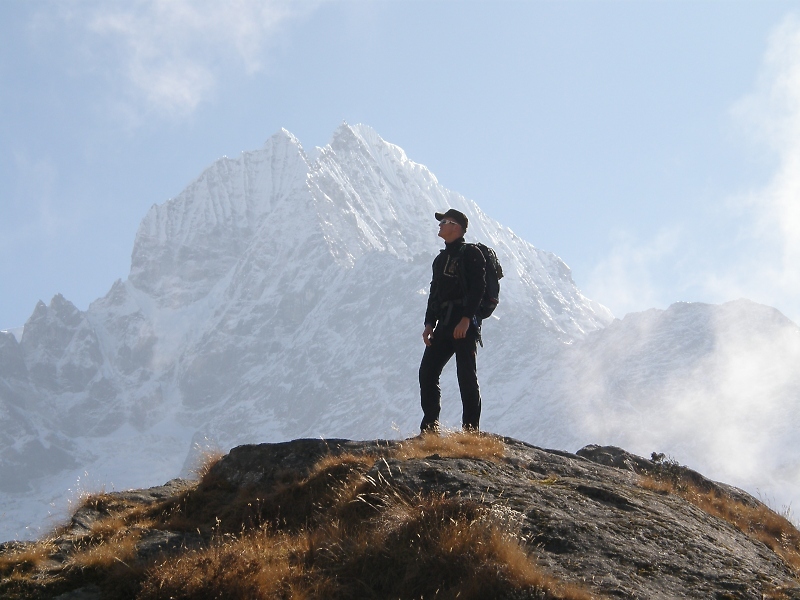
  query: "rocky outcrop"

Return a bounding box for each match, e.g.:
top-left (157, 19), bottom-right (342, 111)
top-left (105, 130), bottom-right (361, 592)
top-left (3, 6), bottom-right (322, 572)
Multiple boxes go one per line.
top-left (3, 436), bottom-right (799, 599)
top-left (210, 437), bottom-right (800, 598)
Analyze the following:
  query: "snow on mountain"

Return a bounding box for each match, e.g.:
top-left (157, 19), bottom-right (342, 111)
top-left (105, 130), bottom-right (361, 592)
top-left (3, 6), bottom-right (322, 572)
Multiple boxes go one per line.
top-left (1, 123), bottom-right (798, 541)
top-left (0, 124), bottom-right (611, 540)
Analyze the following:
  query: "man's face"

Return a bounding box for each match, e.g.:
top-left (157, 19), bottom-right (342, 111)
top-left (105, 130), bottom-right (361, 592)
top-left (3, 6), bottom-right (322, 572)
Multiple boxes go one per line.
top-left (438, 219), bottom-right (463, 243)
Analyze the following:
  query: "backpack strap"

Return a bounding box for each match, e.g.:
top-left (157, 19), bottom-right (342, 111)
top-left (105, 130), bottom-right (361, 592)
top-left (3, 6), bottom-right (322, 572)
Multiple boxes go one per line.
top-left (456, 244), bottom-right (470, 301)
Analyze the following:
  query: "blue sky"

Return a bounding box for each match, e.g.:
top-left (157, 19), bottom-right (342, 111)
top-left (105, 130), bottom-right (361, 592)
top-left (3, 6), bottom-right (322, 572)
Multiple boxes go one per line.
top-left (2, 1), bottom-right (800, 329)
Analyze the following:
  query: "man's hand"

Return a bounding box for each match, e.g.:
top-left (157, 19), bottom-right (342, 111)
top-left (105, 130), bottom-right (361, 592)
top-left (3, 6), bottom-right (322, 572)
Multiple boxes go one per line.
top-left (422, 324), bottom-right (434, 346)
top-left (453, 317), bottom-right (470, 340)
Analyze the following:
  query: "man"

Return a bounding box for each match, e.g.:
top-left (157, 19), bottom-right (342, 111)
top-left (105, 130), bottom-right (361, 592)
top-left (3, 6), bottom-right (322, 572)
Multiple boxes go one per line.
top-left (419, 208), bottom-right (486, 433)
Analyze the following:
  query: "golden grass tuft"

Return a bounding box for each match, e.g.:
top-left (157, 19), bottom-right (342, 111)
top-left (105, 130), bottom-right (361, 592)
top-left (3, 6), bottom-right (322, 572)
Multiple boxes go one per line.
top-left (0, 541), bottom-right (54, 577)
top-left (139, 493), bottom-right (599, 600)
top-left (640, 474), bottom-right (800, 573)
top-left (190, 446), bottom-right (226, 481)
top-left (74, 491), bottom-right (171, 541)
top-left (138, 528), bottom-right (308, 600)
top-left (394, 429), bottom-right (506, 462)
top-left (305, 451), bottom-right (377, 479)
top-left (68, 530), bottom-right (141, 571)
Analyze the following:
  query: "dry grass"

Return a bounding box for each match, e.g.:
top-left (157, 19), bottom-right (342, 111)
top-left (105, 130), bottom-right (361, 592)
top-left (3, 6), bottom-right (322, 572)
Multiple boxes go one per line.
top-left (137, 529), bottom-right (307, 600)
top-left (135, 433), bottom-right (595, 599)
top-left (78, 492), bottom-right (166, 532)
top-left (190, 445), bottom-right (226, 481)
top-left (0, 542), bottom-right (54, 577)
top-left (139, 493), bottom-right (599, 600)
top-left (68, 530), bottom-right (141, 571)
top-left (640, 474), bottom-right (800, 573)
top-left (638, 475), bottom-right (673, 495)
top-left (165, 432), bottom-right (505, 536)
top-left (0, 488), bottom-right (198, 598)
top-left (345, 493), bottom-right (597, 600)
top-left (394, 429), bottom-right (506, 462)
top-left (164, 451), bottom-right (378, 536)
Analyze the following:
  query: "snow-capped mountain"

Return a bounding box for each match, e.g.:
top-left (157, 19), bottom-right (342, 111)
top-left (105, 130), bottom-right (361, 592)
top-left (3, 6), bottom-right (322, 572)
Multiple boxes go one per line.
top-left (0, 124), bottom-right (611, 540)
top-left (1, 124), bottom-right (799, 542)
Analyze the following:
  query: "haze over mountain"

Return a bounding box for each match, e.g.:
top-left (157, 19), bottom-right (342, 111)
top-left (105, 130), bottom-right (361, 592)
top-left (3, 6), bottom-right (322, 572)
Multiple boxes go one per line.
top-left (1, 124), bottom-right (799, 542)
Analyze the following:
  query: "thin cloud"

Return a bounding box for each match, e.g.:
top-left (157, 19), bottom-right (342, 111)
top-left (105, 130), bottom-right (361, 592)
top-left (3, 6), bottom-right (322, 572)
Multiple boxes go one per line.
top-left (714, 13), bottom-right (800, 320)
top-left (572, 15), bottom-right (800, 514)
top-left (586, 13), bottom-right (800, 324)
top-left (584, 228), bottom-right (682, 318)
top-left (60, 0), bottom-right (323, 119)
top-left (567, 297), bottom-right (800, 513)
top-left (1, 153), bottom-right (68, 248)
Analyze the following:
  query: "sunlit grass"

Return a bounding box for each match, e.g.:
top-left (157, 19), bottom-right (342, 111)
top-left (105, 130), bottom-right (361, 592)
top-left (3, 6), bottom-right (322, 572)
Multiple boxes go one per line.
top-left (0, 541), bottom-right (54, 577)
top-left (139, 493), bottom-right (600, 600)
top-left (394, 429), bottom-right (506, 462)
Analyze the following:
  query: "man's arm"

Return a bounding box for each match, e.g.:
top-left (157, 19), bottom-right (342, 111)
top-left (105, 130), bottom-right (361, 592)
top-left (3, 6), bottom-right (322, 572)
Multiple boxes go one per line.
top-left (423, 256), bottom-right (439, 345)
top-left (452, 317), bottom-right (470, 339)
top-left (422, 323), bottom-right (434, 346)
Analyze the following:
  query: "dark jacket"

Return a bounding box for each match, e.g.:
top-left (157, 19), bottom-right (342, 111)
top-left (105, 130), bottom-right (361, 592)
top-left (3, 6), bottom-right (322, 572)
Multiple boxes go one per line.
top-left (424, 238), bottom-right (486, 327)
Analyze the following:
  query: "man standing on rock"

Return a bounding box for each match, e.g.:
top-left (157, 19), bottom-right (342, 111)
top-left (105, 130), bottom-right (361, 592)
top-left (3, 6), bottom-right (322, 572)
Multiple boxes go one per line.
top-left (419, 208), bottom-right (486, 433)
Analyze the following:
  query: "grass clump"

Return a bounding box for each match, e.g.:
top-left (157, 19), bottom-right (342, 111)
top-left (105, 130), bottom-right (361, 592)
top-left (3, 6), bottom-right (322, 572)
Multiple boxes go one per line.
top-left (139, 493), bottom-right (597, 600)
top-left (166, 451), bottom-right (378, 535)
top-left (68, 530), bottom-right (142, 571)
top-left (394, 429), bottom-right (506, 462)
top-left (0, 541), bottom-right (54, 578)
top-left (688, 490), bottom-right (800, 572)
top-left (138, 433), bottom-right (596, 599)
top-left (137, 528), bottom-right (303, 600)
top-left (164, 430), bottom-right (503, 536)
top-left (189, 444), bottom-right (226, 481)
top-left (0, 487), bottom-right (191, 599)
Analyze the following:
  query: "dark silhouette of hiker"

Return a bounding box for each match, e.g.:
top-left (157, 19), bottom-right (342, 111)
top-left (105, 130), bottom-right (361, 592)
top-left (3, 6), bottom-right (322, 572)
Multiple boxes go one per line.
top-left (419, 209), bottom-right (486, 432)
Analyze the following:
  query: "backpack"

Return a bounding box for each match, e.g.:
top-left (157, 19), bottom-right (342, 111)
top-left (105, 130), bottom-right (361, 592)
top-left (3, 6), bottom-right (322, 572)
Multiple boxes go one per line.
top-left (459, 242), bottom-right (504, 319)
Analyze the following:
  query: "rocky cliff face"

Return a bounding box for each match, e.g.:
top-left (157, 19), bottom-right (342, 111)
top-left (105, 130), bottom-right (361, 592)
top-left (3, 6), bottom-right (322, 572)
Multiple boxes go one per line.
top-left (2, 435), bottom-right (798, 599)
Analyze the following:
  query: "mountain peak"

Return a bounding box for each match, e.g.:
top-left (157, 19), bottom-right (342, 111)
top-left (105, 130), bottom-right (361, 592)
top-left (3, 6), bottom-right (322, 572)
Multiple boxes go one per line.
top-left (274, 127), bottom-right (301, 146)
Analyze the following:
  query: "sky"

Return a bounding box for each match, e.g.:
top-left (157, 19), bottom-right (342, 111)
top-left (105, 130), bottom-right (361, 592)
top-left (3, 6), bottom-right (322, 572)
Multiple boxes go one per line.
top-left (3, 0), bottom-right (800, 330)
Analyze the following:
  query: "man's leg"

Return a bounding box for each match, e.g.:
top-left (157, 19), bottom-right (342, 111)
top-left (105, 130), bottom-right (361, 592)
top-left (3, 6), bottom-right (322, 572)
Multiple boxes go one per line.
top-left (419, 338), bottom-right (455, 432)
top-left (454, 332), bottom-right (481, 430)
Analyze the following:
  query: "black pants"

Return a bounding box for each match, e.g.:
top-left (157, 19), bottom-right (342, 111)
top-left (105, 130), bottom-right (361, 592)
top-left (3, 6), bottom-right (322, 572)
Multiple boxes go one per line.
top-left (419, 322), bottom-right (481, 431)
